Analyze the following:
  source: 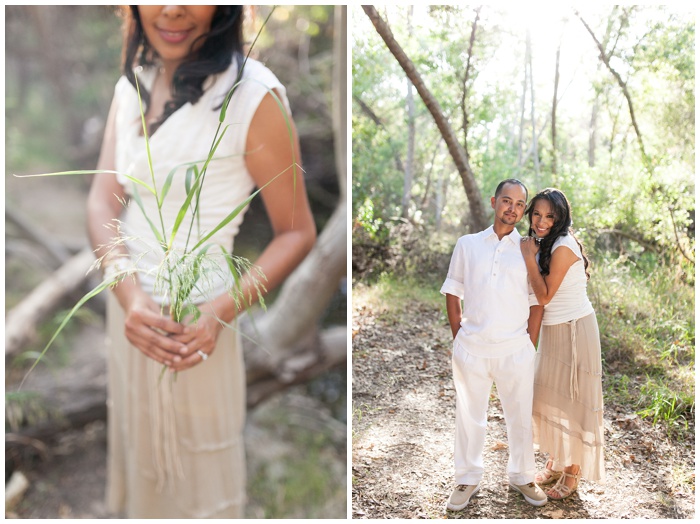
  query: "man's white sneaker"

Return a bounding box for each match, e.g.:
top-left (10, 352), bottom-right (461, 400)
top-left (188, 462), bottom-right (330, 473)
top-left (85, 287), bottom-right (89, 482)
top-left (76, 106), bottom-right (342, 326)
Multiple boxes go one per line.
top-left (509, 481), bottom-right (548, 506)
top-left (446, 483), bottom-right (480, 511)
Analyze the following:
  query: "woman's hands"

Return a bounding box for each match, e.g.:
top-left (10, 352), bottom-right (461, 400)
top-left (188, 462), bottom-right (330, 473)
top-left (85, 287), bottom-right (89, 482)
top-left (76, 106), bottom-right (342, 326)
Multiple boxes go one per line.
top-left (122, 290), bottom-right (228, 373)
top-left (168, 313), bottom-right (224, 372)
top-left (122, 290), bottom-right (188, 367)
top-left (520, 236), bottom-right (540, 258)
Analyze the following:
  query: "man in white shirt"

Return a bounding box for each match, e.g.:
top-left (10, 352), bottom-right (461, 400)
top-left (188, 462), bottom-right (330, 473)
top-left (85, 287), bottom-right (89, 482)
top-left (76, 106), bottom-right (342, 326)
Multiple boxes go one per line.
top-left (441, 179), bottom-right (547, 511)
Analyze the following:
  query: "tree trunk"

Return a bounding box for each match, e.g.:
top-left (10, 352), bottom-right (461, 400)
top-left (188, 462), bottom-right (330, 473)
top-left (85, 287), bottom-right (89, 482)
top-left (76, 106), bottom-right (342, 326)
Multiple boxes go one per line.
top-left (577, 11), bottom-right (651, 173)
top-left (551, 37), bottom-right (561, 179)
top-left (527, 30), bottom-right (540, 184)
top-left (363, 5), bottom-right (489, 232)
top-left (402, 6), bottom-right (415, 219)
top-left (460, 7), bottom-right (481, 153)
top-left (239, 4), bottom-right (349, 403)
top-left (517, 41), bottom-right (528, 170)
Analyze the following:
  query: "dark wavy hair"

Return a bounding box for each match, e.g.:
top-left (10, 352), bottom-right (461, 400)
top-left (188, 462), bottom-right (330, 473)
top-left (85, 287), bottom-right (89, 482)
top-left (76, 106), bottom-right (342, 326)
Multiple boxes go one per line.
top-left (121, 5), bottom-right (244, 133)
top-left (525, 188), bottom-right (590, 280)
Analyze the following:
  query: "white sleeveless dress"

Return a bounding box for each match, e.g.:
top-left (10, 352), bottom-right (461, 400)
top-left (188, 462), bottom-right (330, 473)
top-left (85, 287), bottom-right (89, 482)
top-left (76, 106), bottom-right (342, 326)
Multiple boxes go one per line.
top-left (532, 234), bottom-right (605, 483)
top-left (105, 57), bottom-right (290, 518)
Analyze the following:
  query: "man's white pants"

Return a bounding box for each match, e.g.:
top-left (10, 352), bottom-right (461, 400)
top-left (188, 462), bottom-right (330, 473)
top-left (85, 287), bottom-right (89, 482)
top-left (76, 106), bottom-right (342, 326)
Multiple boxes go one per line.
top-left (452, 339), bottom-right (536, 486)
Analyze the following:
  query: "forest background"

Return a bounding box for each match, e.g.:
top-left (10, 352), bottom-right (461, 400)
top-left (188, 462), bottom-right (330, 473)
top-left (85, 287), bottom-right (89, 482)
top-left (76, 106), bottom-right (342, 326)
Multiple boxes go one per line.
top-left (5, 5), bottom-right (346, 519)
top-left (352, 4), bottom-right (694, 518)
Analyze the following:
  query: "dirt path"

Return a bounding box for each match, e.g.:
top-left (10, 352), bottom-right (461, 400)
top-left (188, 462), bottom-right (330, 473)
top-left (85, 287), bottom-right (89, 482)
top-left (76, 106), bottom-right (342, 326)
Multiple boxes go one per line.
top-left (351, 285), bottom-right (695, 519)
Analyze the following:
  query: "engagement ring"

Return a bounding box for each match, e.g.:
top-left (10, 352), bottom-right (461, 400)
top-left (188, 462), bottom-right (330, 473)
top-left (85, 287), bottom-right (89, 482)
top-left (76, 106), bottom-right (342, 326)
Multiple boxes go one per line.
top-left (197, 350), bottom-right (208, 361)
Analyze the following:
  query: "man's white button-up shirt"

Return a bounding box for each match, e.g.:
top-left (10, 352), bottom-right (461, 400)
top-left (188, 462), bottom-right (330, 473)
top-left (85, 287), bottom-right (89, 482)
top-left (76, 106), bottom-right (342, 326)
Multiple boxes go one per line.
top-left (441, 226), bottom-right (531, 356)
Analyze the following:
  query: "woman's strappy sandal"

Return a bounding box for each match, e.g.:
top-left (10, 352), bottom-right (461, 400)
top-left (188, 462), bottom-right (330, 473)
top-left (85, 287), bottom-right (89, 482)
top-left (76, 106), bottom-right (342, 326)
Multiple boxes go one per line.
top-left (534, 459), bottom-right (562, 486)
top-left (545, 469), bottom-right (581, 500)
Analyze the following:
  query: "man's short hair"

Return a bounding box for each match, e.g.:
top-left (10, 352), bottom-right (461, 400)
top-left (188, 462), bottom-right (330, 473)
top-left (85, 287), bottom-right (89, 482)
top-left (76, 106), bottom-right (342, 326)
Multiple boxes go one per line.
top-left (494, 179), bottom-right (528, 201)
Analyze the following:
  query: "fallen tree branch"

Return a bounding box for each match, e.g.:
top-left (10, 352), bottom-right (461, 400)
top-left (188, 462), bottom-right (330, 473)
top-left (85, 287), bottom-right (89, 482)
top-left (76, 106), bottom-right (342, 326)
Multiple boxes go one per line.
top-left (5, 247), bottom-right (96, 358)
top-left (5, 203), bottom-right (74, 266)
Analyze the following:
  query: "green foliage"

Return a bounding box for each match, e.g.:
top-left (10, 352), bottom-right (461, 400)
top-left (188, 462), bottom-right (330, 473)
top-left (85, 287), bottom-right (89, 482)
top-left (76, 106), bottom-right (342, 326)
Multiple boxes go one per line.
top-left (352, 5), bottom-right (694, 278)
top-left (604, 374), bottom-right (633, 404)
top-left (637, 377), bottom-right (694, 436)
top-left (247, 396), bottom-right (345, 518)
top-left (5, 6), bottom-right (123, 172)
top-left (588, 252), bottom-right (694, 438)
top-left (5, 391), bottom-right (51, 432)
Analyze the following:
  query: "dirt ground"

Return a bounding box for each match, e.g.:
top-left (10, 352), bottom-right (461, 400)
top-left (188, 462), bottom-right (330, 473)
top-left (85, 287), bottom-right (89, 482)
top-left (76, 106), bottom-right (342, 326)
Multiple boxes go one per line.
top-left (351, 284), bottom-right (695, 519)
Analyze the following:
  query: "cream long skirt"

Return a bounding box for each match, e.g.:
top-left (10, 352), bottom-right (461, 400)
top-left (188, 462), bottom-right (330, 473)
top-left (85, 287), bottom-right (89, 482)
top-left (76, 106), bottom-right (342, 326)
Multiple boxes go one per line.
top-left (105, 293), bottom-right (247, 518)
top-left (533, 312), bottom-right (605, 483)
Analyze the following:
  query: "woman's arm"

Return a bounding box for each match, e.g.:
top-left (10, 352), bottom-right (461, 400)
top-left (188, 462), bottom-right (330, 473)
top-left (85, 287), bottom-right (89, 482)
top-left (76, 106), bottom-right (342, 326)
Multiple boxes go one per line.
top-left (521, 238), bottom-right (579, 306)
top-left (169, 90), bottom-right (317, 371)
top-left (87, 96), bottom-right (186, 366)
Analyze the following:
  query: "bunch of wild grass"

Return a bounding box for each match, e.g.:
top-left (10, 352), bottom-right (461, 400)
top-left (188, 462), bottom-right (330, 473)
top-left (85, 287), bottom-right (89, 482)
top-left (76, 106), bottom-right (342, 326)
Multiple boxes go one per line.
top-left (15, 8), bottom-right (296, 384)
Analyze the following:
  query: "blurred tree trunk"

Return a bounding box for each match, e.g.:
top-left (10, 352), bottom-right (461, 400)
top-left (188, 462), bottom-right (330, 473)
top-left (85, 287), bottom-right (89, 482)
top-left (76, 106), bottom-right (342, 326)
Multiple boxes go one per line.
top-left (402, 7), bottom-right (415, 220)
top-left (460, 7), bottom-right (480, 153)
top-left (551, 37), bottom-right (561, 179)
top-left (527, 30), bottom-right (540, 184)
top-left (588, 15), bottom-right (615, 168)
top-left (517, 40), bottom-right (527, 170)
top-left (363, 5), bottom-right (488, 232)
top-left (239, 4), bottom-right (349, 406)
top-left (26, 6), bottom-right (83, 148)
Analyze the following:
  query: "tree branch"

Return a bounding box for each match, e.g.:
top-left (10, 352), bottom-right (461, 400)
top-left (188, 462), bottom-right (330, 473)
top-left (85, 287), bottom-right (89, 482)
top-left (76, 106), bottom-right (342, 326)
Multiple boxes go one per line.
top-left (576, 10), bottom-right (652, 173)
top-left (362, 5), bottom-right (489, 231)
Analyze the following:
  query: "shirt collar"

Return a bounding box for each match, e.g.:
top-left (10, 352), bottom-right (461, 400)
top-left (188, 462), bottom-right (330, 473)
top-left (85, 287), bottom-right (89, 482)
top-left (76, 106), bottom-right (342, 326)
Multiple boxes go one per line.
top-left (483, 225), bottom-right (523, 244)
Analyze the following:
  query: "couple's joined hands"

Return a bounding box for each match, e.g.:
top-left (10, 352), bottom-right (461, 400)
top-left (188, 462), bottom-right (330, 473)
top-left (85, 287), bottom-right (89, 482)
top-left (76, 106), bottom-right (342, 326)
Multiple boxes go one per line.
top-left (122, 292), bottom-right (223, 372)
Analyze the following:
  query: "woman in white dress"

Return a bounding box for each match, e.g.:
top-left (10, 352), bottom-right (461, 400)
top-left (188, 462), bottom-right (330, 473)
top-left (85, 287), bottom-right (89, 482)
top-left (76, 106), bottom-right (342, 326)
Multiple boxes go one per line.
top-left (520, 188), bottom-right (604, 500)
top-left (87, 6), bottom-right (316, 518)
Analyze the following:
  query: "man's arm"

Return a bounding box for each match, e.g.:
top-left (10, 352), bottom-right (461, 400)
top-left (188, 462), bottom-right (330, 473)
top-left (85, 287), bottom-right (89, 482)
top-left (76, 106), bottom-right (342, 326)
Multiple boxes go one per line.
top-left (446, 293), bottom-right (463, 340)
top-left (528, 305), bottom-right (544, 347)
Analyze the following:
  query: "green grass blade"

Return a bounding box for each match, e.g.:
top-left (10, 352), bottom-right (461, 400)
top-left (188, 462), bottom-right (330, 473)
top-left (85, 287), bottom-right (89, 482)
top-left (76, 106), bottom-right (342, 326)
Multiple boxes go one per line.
top-left (121, 173), bottom-right (157, 196)
top-left (14, 169), bottom-right (122, 178)
top-left (134, 75), bottom-right (159, 202)
top-left (169, 165), bottom-right (204, 247)
top-left (185, 165), bottom-right (195, 195)
top-left (218, 7), bottom-right (276, 123)
top-left (18, 277), bottom-right (117, 390)
top-left (130, 182), bottom-right (166, 248)
top-left (191, 165), bottom-right (294, 252)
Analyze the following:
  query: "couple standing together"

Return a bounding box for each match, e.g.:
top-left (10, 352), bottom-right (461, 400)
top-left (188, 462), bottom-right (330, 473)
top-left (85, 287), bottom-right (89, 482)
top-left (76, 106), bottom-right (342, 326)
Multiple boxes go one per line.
top-left (441, 179), bottom-right (605, 511)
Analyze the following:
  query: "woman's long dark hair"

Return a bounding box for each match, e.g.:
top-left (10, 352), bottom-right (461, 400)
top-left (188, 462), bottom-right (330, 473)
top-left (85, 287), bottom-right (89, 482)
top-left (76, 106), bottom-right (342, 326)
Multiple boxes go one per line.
top-left (121, 5), bottom-right (244, 132)
top-left (525, 188), bottom-right (590, 280)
